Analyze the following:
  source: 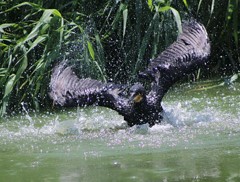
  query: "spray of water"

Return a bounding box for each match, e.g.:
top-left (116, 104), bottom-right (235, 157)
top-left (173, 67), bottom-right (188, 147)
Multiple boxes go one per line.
top-left (0, 81), bottom-right (240, 153)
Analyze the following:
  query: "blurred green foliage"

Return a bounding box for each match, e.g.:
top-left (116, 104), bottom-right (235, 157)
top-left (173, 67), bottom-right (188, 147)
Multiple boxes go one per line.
top-left (0, 0), bottom-right (239, 116)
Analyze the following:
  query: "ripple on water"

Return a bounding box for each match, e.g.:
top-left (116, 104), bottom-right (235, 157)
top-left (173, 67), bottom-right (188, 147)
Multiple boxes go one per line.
top-left (0, 82), bottom-right (240, 154)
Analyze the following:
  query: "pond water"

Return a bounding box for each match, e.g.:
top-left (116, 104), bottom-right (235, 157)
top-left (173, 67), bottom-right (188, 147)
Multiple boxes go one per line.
top-left (1, 80), bottom-right (240, 182)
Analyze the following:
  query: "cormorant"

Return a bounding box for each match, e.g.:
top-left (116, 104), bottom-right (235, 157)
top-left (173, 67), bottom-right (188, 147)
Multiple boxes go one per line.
top-left (49, 20), bottom-right (210, 127)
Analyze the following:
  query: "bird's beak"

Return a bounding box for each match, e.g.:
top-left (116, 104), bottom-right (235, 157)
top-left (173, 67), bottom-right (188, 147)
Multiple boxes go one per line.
top-left (129, 93), bottom-right (143, 104)
top-left (133, 94), bottom-right (143, 103)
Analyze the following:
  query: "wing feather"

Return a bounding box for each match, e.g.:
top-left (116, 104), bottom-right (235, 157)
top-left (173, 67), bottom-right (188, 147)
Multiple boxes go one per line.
top-left (140, 20), bottom-right (210, 102)
top-left (49, 62), bottom-right (127, 110)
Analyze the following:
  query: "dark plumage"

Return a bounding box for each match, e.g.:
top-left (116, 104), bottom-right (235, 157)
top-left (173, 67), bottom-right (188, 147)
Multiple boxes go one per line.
top-left (139, 20), bottom-right (211, 99)
top-left (49, 62), bottom-right (161, 126)
top-left (49, 20), bottom-right (210, 127)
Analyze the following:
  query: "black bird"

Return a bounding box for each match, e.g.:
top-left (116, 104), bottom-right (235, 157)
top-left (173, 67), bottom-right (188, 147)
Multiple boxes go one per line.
top-left (49, 20), bottom-right (210, 127)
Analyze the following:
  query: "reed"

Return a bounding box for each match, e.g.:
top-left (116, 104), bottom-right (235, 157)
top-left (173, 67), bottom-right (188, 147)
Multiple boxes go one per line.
top-left (0, 0), bottom-right (239, 116)
top-left (0, 1), bottom-right (103, 115)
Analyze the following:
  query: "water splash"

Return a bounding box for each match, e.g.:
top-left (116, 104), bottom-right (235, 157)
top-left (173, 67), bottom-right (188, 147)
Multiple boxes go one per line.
top-left (1, 81), bottom-right (240, 182)
top-left (0, 81), bottom-right (240, 154)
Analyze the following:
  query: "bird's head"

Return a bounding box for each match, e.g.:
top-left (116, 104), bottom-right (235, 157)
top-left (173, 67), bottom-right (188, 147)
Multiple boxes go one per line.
top-left (128, 83), bottom-right (146, 105)
top-left (123, 83), bottom-right (164, 127)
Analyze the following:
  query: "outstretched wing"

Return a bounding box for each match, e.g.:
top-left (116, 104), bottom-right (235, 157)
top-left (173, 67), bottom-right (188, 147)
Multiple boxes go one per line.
top-left (49, 62), bottom-right (128, 111)
top-left (140, 20), bottom-right (210, 100)
top-left (49, 62), bottom-right (161, 126)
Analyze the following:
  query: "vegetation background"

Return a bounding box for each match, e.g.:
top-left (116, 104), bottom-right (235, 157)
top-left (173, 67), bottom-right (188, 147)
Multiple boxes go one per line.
top-left (0, 0), bottom-right (239, 116)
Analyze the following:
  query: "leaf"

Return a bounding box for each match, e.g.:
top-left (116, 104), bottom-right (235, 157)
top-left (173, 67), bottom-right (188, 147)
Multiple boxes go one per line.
top-left (210, 0), bottom-right (215, 16)
top-left (32, 58), bottom-right (44, 74)
top-left (152, 13), bottom-right (161, 57)
top-left (111, 3), bottom-right (126, 31)
top-left (0, 68), bottom-right (7, 77)
top-left (182, 0), bottom-right (188, 8)
top-left (27, 35), bottom-right (47, 54)
top-left (0, 23), bottom-right (15, 33)
top-left (148, 0), bottom-right (153, 11)
top-left (16, 56), bottom-right (28, 83)
top-left (123, 8), bottom-right (128, 38)
top-left (169, 7), bottom-right (182, 34)
top-left (1, 2), bottom-right (41, 13)
top-left (51, 9), bottom-right (62, 17)
top-left (134, 12), bottom-right (158, 74)
top-left (40, 9), bottom-right (56, 23)
top-left (3, 74), bottom-right (16, 99)
top-left (93, 61), bottom-right (106, 82)
top-left (95, 34), bottom-right (105, 66)
top-left (87, 41), bottom-right (95, 60)
top-left (159, 6), bottom-right (182, 34)
top-left (21, 9), bottom-right (57, 46)
top-left (0, 42), bottom-right (8, 48)
top-left (159, 6), bottom-right (170, 12)
top-left (230, 73), bottom-right (239, 83)
top-left (197, 0), bottom-right (203, 14)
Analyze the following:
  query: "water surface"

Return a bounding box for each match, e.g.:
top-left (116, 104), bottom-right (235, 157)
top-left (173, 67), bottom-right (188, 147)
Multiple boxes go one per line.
top-left (1, 80), bottom-right (240, 181)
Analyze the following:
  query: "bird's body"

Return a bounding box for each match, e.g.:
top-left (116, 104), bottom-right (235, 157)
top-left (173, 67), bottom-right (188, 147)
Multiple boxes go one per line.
top-left (49, 63), bottom-right (161, 126)
top-left (49, 20), bottom-right (210, 127)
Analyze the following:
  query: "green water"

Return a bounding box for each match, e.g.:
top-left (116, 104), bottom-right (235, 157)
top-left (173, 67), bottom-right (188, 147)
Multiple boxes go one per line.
top-left (1, 80), bottom-right (240, 182)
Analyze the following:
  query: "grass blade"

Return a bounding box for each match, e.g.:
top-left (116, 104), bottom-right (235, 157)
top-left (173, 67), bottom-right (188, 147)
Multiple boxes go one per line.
top-left (182, 0), bottom-right (188, 8)
top-left (123, 8), bottom-right (128, 38)
top-left (197, 0), bottom-right (203, 14)
top-left (27, 35), bottom-right (47, 54)
top-left (87, 41), bottom-right (95, 60)
top-left (0, 23), bottom-right (15, 33)
top-left (148, 0), bottom-right (154, 11)
top-left (210, 0), bottom-right (215, 16)
top-left (159, 6), bottom-right (182, 34)
top-left (169, 7), bottom-right (182, 34)
top-left (3, 74), bottom-right (16, 99)
top-left (134, 12), bottom-right (158, 74)
top-left (1, 2), bottom-right (41, 13)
